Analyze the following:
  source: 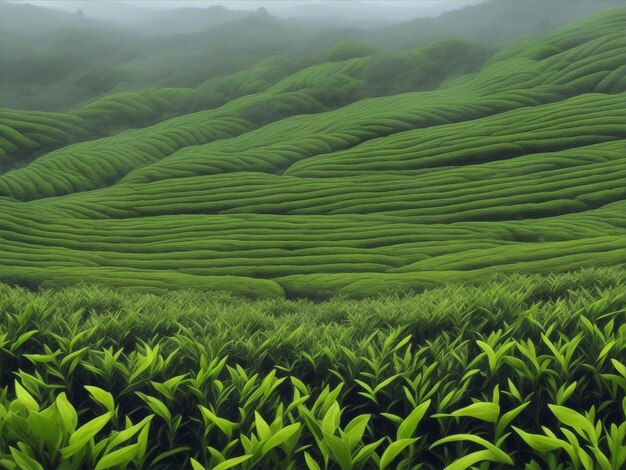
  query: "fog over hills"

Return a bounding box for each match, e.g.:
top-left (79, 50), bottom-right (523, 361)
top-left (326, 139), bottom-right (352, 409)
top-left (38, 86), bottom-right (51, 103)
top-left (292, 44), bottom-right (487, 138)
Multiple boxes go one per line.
top-left (1, 0), bottom-right (620, 112)
top-left (1, 4), bottom-right (625, 296)
top-left (1, 3), bottom-right (625, 468)
top-left (4, 1), bottom-right (482, 30)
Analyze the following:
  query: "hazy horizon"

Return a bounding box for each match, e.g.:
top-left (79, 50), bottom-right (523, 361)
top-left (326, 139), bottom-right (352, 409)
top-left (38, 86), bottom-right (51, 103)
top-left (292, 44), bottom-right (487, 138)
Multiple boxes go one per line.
top-left (5, 0), bottom-right (486, 23)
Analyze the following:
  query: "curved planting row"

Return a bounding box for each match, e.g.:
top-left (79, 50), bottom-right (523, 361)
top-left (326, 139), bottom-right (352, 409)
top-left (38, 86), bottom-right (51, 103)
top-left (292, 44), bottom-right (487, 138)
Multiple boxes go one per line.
top-left (284, 93), bottom-right (626, 177)
top-left (0, 199), bottom-right (625, 297)
top-left (0, 88), bottom-right (194, 170)
top-left (14, 140), bottom-right (626, 220)
top-left (0, 9), bottom-right (624, 297)
top-left (0, 41), bottom-right (490, 197)
top-left (4, 9), bottom-right (625, 199)
top-left (120, 16), bottom-right (626, 186)
top-left (0, 56), bottom-right (299, 169)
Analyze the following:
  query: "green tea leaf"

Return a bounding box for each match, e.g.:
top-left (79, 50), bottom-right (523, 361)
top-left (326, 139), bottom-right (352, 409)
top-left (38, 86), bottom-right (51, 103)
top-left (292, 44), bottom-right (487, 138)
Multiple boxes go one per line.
top-left (190, 458), bottom-right (205, 470)
top-left (136, 392), bottom-right (171, 421)
top-left (199, 406), bottom-right (235, 439)
top-left (322, 401), bottom-right (341, 435)
top-left (548, 405), bottom-right (596, 443)
top-left (55, 392), bottom-right (78, 433)
top-left (445, 449), bottom-right (511, 470)
top-left (513, 427), bottom-right (563, 452)
top-left (380, 438), bottom-right (418, 470)
top-left (397, 400), bottom-right (430, 440)
top-left (85, 386), bottom-right (115, 414)
top-left (496, 402), bottom-right (529, 438)
top-left (94, 443), bottom-right (139, 470)
top-left (324, 432), bottom-right (352, 470)
top-left (353, 438), bottom-right (385, 466)
top-left (432, 434), bottom-right (511, 464)
top-left (15, 380), bottom-right (39, 412)
top-left (344, 415), bottom-right (370, 451)
top-left (109, 415), bottom-right (153, 449)
top-left (449, 402), bottom-right (499, 423)
top-left (151, 446), bottom-right (191, 465)
top-left (63, 412), bottom-right (113, 457)
top-left (254, 411), bottom-right (271, 441)
top-left (9, 447), bottom-right (43, 470)
top-left (262, 423), bottom-right (301, 455)
top-left (213, 455), bottom-right (253, 470)
top-left (304, 452), bottom-right (321, 470)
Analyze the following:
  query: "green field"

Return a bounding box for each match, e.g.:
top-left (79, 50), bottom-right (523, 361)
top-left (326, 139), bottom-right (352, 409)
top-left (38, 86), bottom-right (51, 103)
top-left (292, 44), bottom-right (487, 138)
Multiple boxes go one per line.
top-left (0, 269), bottom-right (624, 469)
top-left (1, 2), bottom-right (626, 469)
top-left (1, 9), bottom-right (626, 299)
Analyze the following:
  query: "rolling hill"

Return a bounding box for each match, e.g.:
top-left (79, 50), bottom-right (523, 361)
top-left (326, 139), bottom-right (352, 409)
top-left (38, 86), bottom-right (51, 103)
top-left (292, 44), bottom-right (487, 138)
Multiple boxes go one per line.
top-left (1, 4), bottom-right (626, 470)
top-left (0, 8), bottom-right (625, 299)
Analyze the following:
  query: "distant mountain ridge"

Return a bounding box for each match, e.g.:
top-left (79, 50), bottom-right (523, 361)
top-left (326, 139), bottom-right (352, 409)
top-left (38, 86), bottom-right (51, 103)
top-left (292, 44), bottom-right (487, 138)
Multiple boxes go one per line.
top-left (0, 0), bottom-right (620, 111)
top-left (0, 1), bottom-right (255, 35)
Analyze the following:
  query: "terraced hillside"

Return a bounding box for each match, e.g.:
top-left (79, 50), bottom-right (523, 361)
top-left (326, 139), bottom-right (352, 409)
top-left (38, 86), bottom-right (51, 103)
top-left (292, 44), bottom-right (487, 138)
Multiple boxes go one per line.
top-left (0, 40), bottom-right (488, 172)
top-left (1, 9), bottom-right (625, 299)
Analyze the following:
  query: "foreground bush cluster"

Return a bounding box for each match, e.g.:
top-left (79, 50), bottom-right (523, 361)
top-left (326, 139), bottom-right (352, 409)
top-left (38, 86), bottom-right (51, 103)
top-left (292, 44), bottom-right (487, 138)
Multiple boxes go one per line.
top-left (0, 268), bottom-right (624, 469)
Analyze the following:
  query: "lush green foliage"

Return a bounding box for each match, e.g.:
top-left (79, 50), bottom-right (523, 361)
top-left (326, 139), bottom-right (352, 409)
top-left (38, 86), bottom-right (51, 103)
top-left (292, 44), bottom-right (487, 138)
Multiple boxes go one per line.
top-left (0, 269), bottom-right (624, 469)
top-left (1, 5), bottom-right (625, 470)
top-left (0, 39), bottom-right (489, 173)
top-left (0, 9), bottom-right (624, 298)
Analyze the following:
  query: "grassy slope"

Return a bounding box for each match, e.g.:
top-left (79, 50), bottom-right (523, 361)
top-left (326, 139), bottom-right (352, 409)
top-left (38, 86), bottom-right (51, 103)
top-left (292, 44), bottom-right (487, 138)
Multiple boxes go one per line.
top-left (0, 40), bottom-right (488, 173)
top-left (0, 9), bottom-right (625, 299)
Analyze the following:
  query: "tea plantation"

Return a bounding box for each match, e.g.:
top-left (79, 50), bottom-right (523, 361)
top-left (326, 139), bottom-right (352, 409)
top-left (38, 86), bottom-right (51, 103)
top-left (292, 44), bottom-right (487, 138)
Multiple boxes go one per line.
top-left (0, 6), bottom-right (625, 470)
top-left (0, 269), bottom-right (624, 468)
top-left (1, 10), bottom-right (625, 299)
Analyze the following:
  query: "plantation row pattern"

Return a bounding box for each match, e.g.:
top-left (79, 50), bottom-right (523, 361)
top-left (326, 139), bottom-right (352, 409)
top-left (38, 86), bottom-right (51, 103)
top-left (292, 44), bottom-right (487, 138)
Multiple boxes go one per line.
top-left (0, 9), bottom-right (625, 298)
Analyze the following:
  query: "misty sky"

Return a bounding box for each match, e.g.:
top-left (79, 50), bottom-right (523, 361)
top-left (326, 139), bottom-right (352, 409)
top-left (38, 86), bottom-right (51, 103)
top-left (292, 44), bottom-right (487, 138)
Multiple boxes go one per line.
top-left (91, 1), bottom-right (458, 10)
top-left (7, 1), bottom-right (485, 22)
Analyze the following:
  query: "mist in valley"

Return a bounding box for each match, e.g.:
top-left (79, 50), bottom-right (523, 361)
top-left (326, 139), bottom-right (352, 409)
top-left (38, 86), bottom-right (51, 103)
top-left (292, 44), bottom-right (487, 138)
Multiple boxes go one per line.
top-left (1, 0), bottom-right (620, 111)
top-left (1, 1), bottom-right (626, 469)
